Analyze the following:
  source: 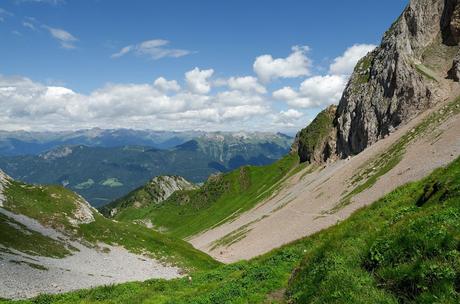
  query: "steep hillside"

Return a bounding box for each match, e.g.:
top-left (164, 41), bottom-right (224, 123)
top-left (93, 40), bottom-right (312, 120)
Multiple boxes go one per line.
top-left (0, 172), bottom-right (218, 299)
top-left (105, 155), bottom-right (299, 238)
top-left (192, 87), bottom-right (460, 263)
top-left (5, 156), bottom-right (460, 303)
top-left (0, 133), bottom-right (291, 206)
top-left (189, 0), bottom-right (460, 262)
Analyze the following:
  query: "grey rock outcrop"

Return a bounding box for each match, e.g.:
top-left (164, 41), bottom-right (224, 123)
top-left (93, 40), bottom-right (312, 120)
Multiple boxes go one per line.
top-left (333, 0), bottom-right (460, 158)
top-left (0, 170), bottom-right (11, 207)
top-left (103, 175), bottom-right (195, 217)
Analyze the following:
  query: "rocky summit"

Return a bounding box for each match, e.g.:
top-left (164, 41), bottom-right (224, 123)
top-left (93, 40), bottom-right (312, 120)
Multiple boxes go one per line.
top-left (296, 0), bottom-right (460, 162)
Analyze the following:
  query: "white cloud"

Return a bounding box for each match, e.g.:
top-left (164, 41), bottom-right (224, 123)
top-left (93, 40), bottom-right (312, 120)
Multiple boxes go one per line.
top-left (0, 8), bottom-right (13, 22)
top-left (185, 68), bottom-right (214, 94)
top-left (215, 90), bottom-right (263, 106)
top-left (221, 105), bottom-right (268, 120)
top-left (329, 44), bottom-right (376, 75)
top-left (43, 26), bottom-right (78, 49)
top-left (273, 75), bottom-right (346, 109)
top-left (0, 72), bottom-right (275, 132)
top-left (112, 39), bottom-right (191, 60)
top-left (0, 43), bottom-right (378, 132)
top-left (226, 76), bottom-right (266, 94)
top-left (15, 0), bottom-right (65, 5)
top-left (272, 86), bottom-right (298, 101)
top-left (280, 109), bottom-right (303, 119)
top-left (153, 77), bottom-right (181, 92)
top-left (23, 21), bottom-right (37, 30)
top-left (253, 45), bottom-right (311, 83)
top-left (271, 109), bottom-right (305, 127)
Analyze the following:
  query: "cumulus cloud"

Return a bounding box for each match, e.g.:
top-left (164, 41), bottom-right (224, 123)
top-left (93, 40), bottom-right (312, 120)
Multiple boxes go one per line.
top-left (43, 26), bottom-right (78, 49)
top-left (271, 109), bottom-right (305, 127)
top-left (253, 45), bottom-right (311, 83)
top-left (0, 43), bottom-right (378, 132)
top-left (329, 43), bottom-right (376, 75)
top-left (185, 68), bottom-right (214, 94)
top-left (273, 75), bottom-right (346, 109)
top-left (272, 44), bottom-right (375, 110)
top-left (112, 39), bottom-right (191, 60)
top-left (0, 71), bottom-right (275, 132)
top-left (153, 77), bottom-right (181, 92)
top-left (215, 90), bottom-right (264, 106)
top-left (226, 76), bottom-right (266, 94)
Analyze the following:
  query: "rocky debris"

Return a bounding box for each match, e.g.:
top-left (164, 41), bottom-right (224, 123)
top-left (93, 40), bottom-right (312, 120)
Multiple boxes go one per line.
top-left (0, 205), bottom-right (182, 300)
top-left (0, 170), bottom-right (11, 207)
top-left (326, 0), bottom-right (460, 159)
top-left (67, 195), bottom-right (96, 226)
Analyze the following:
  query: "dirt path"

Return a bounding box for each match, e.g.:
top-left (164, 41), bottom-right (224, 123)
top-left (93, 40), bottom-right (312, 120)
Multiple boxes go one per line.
top-left (0, 208), bottom-right (182, 299)
top-left (190, 97), bottom-right (460, 263)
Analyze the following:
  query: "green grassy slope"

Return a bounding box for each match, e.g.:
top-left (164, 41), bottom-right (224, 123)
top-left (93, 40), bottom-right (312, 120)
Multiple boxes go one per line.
top-left (1, 180), bottom-right (219, 271)
top-left (108, 154), bottom-right (299, 239)
top-left (0, 212), bottom-right (71, 258)
top-left (7, 156), bottom-right (460, 303)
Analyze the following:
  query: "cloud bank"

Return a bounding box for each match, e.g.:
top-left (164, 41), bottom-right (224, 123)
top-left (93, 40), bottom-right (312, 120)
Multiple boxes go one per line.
top-left (0, 43), bottom-right (375, 132)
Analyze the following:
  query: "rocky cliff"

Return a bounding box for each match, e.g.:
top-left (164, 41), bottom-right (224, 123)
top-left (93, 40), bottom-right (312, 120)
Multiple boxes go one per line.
top-left (0, 170), bottom-right (10, 207)
top-left (297, 0), bottom-right (460, 162)
top-left (336, 0), bottom-right (460, 157)
top-left (102, 175), bottom-right (196, 217)
top-left (292, 105), bottom-right (337, 163)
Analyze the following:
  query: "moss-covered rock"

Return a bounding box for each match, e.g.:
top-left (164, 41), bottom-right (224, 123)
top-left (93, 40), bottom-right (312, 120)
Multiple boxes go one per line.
top-left (294, 105), bottom-right (337, 164)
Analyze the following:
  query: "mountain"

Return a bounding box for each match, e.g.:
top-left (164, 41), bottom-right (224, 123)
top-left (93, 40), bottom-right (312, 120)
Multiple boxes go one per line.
top-left (189, 0), bottom-right (460, 262)
top-left (0, 170), bottom-right (218, 299)
top-left (100, 155), bottom-right (298, 238)
top-left (0, 128), bottom-right (204, 156)
top-left (103, 0), bottom-right (460, 260)
top-left (0, 132), bottom-right (292, 206)
top-left (102, 175), bottom-right (196, 219)
top-left (3, 0), bottom-right (460, 302)
top-left (294, 0), bottom-right (460, 161)
top-left (0, 129), bottom-right (292, 157)
top-left (4, 154), bottom-right (460, 302)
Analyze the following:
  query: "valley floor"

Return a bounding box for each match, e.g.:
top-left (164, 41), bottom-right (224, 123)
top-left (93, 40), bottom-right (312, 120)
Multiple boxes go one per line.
top-left (0, 208), bottom-right (181, 299)
top-left (191, 94), bottom-right (460, 263)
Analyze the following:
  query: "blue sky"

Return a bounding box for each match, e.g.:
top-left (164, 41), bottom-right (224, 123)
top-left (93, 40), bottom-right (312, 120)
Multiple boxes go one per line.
top-left (0, 0), bottom-right (407, 133)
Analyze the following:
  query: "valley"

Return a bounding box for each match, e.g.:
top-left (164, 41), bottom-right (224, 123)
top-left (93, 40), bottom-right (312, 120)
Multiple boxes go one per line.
top-left (0, 132), bottom-right (292, 206)
top-left (1, 0), bottom-right (460, 303)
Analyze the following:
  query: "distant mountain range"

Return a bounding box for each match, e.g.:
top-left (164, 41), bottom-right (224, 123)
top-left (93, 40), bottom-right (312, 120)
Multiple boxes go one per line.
top-left (0, 130), bottom-right (292, 206)
top-left (0, 128), bottom-right (209, 156)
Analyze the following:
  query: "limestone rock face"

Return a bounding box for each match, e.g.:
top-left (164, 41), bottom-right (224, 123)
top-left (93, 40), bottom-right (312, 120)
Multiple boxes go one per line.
top-left (334, 0), bottom-right (460, 158)
top-left (146, 176), bottom-right (196, 204)
top-left (0, 170), bottom-right (11, 207)
top-left (102, 175), bottom-right (196, 217)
